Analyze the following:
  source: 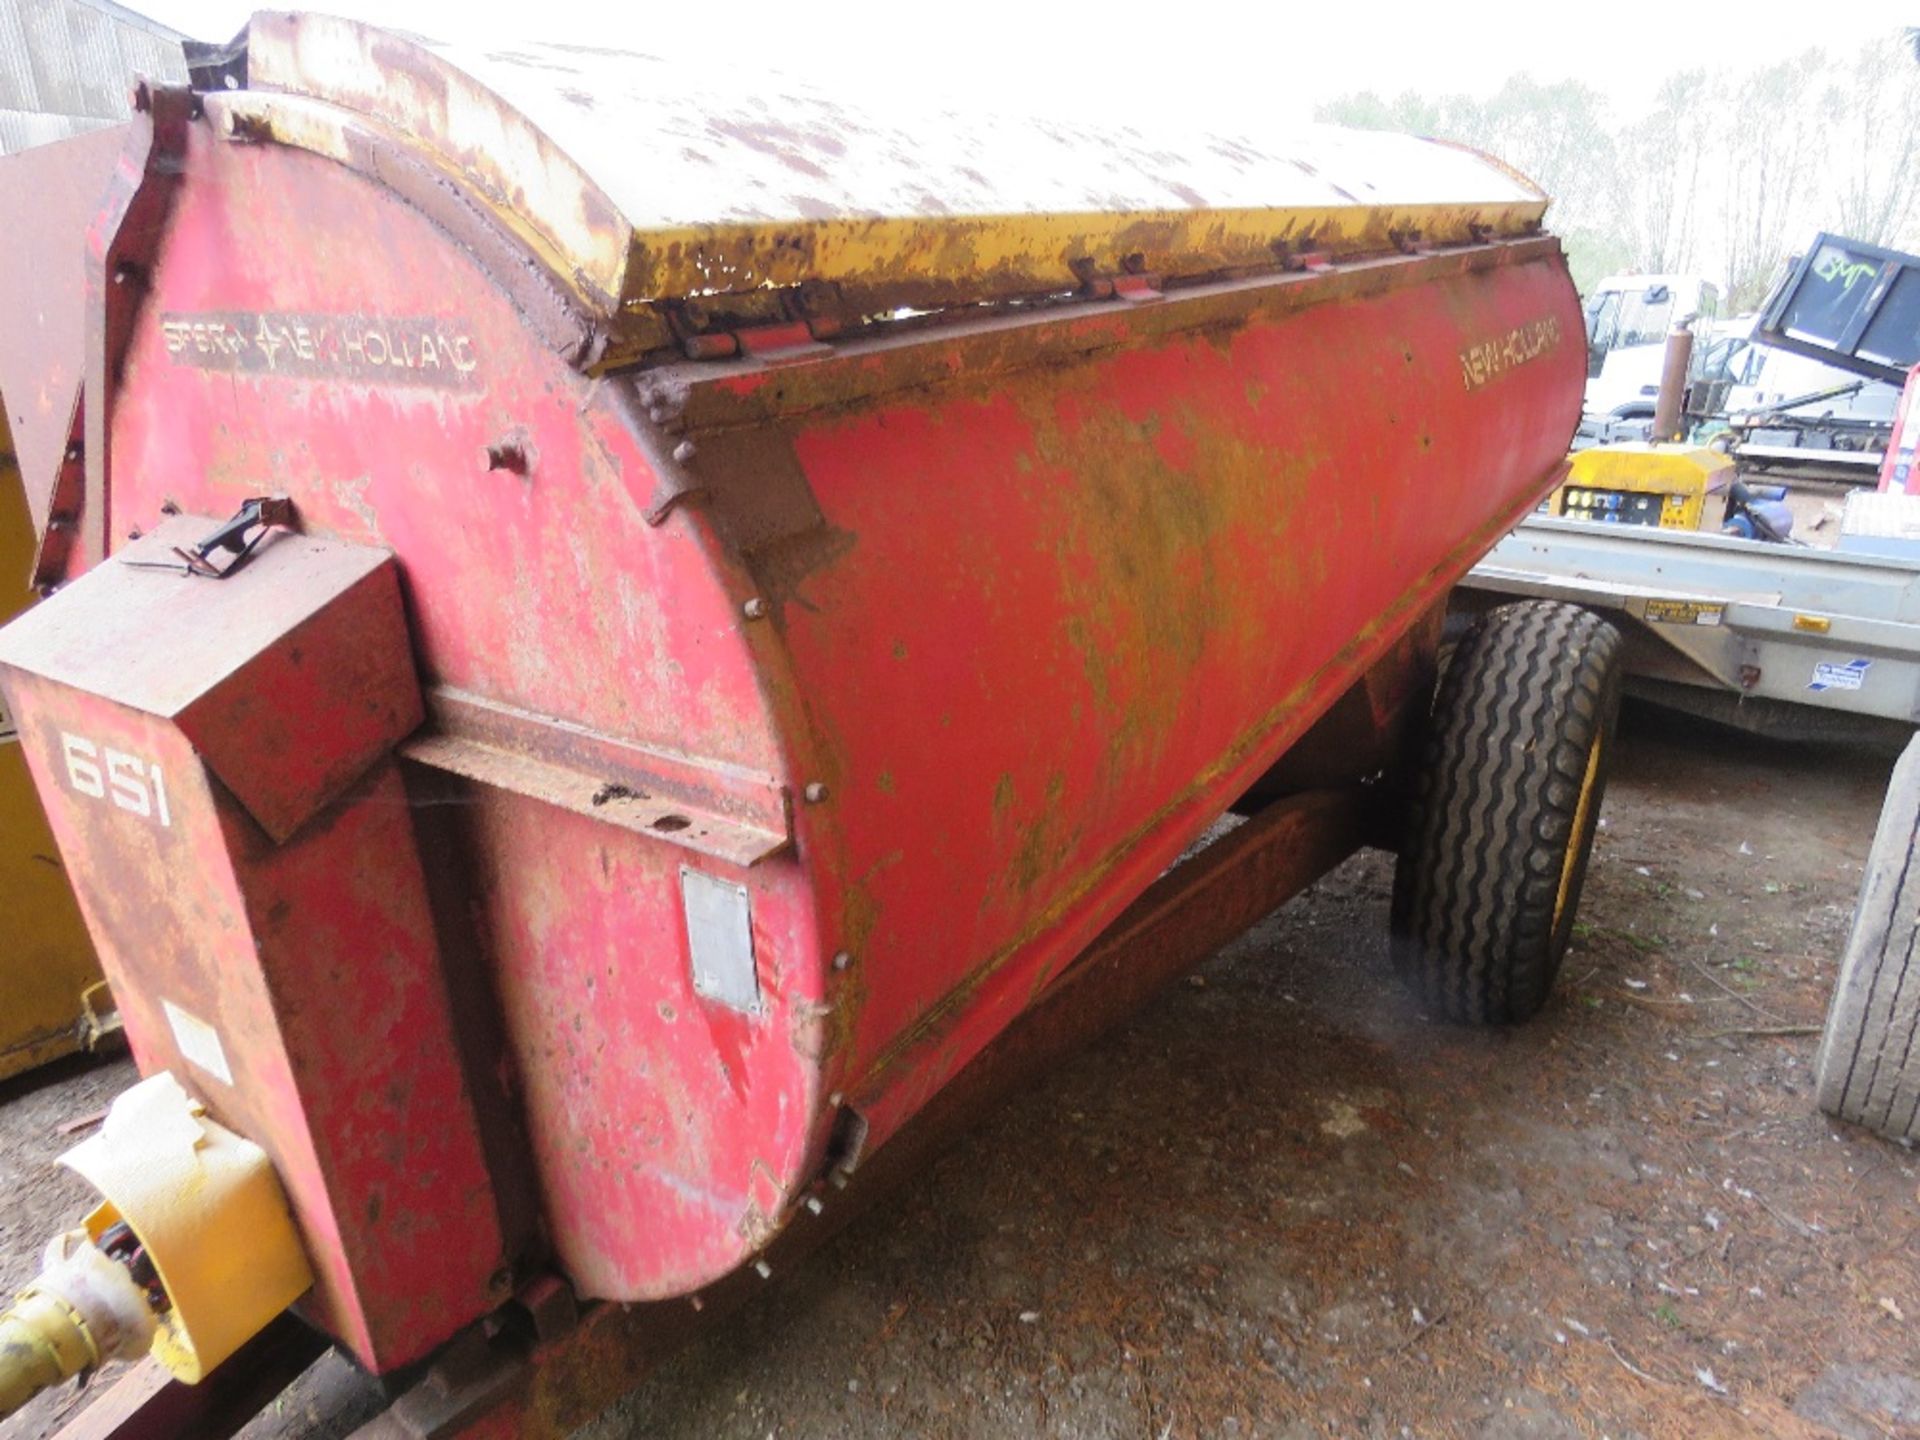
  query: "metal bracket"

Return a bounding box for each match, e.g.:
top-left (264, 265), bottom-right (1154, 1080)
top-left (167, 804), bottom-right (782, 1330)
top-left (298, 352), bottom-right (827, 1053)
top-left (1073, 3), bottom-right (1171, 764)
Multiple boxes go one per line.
top-left (31, 399), bottom-right (86, 593)
top-left (77, 981), bottom-right (123, 1053)
top-left (76, 84), bottom-right (199, 584)
top-left (124, 496), bottom-right (296, 578)
top-left (679, 317), bottom-right (837, 363)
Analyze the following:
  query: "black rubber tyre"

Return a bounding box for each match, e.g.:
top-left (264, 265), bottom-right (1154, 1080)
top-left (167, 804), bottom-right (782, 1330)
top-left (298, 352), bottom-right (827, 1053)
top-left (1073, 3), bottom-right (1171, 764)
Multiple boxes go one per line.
top-left (1815, 733), bottom-right (1920, 1143)
top-left (1391, 601), bottom-right (1624, 1024)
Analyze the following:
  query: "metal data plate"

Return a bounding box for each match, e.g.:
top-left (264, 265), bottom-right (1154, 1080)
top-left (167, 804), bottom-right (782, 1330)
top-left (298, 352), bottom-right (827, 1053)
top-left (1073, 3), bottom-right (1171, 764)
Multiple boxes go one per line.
top-left (681, 867), bottom-right (758, 1013)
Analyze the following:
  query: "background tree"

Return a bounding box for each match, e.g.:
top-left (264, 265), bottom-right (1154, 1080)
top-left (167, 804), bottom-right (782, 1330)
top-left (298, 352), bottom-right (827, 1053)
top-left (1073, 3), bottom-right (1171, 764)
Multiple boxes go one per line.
top-left (1316, 31), bottom-right (1920, 305)
top-left (1615, 71), bottom-right (1710, 274)
top-left (1715, 55), bottom-right (1828, 309)
top-left (1831, 37), bottom-right (1920, 246)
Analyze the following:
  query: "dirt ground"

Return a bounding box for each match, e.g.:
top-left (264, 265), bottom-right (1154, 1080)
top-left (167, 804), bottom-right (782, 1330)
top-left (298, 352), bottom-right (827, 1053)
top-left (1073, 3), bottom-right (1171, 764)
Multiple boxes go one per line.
top-left (3, 701), bottom-right (1917, 1439)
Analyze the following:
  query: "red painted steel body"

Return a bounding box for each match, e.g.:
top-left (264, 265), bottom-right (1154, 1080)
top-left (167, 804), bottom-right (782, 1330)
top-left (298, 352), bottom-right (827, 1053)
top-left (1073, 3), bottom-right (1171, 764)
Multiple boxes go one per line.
top-left (0, 35), bottom-right (1584, 1378)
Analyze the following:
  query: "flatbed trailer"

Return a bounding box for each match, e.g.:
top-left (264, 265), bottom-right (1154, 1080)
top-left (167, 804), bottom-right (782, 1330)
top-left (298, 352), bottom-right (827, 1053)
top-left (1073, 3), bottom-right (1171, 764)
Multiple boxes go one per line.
top-left (1459, 513), bottom-right (1920, 742)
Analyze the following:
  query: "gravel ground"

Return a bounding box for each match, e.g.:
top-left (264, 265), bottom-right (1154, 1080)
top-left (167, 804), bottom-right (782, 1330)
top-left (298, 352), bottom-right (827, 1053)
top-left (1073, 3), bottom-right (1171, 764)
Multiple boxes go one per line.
top-left (3, 702), bottom-right (1916, 1439)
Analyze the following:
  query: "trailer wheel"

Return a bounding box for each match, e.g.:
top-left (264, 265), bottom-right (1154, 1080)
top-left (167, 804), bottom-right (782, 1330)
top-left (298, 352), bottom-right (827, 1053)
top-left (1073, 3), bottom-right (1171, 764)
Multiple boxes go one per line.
top-left (1391, 601), bottom-right (1623, 1024)
top-left (1814, 733), bottom-right (1920, 1143)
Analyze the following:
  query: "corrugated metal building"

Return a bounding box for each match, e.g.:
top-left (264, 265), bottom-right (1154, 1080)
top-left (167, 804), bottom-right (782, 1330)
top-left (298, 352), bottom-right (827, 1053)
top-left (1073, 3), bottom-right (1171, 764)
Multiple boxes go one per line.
top-left (0, 0), bottom-right (187, 154)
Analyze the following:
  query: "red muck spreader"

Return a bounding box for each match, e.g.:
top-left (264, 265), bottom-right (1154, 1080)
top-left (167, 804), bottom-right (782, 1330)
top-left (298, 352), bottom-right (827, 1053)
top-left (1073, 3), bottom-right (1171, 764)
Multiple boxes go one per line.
top-left (0, 15), bottom-right (1618, 1433)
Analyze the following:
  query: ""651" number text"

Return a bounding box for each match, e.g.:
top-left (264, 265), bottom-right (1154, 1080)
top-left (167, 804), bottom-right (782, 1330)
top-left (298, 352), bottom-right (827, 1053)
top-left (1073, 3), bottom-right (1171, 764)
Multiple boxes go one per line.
top-left (59, 732), bottom-right (173, 828)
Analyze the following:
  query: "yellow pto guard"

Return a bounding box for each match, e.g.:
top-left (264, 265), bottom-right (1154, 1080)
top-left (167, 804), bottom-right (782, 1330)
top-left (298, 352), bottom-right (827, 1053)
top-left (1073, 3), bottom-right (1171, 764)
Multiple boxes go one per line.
top-left (0, 1072), bottom-right (314, 1420)
top-left (0, 414), bottom-right (104, 1081)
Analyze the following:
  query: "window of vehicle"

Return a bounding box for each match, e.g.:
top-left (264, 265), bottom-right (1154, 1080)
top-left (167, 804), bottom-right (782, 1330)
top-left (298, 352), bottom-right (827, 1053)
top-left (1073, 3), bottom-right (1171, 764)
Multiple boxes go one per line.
top-left (1614, 286), bottom-right (1674, 348)
top-left (1586, 290), bottom-right (1623, 377)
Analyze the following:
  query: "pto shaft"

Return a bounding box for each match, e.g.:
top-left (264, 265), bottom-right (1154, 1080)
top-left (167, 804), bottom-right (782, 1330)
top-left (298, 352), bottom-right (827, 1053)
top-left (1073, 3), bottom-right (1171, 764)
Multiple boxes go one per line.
top-left (0, 1072), bottom-right (315, 1420)
top-left (0, 1231), bottom-right (161, 1421)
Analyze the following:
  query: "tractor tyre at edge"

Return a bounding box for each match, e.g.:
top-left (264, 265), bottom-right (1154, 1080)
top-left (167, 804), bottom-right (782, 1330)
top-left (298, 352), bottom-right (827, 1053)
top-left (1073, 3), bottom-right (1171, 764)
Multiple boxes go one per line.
top-left (1816, 731), bottom-right (1920, 1144)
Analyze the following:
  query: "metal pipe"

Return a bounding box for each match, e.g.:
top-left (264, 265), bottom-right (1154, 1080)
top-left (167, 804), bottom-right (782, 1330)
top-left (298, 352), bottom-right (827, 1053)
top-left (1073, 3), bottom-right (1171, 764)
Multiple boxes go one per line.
top-left (1653, 325), bottom-right (1696, 442)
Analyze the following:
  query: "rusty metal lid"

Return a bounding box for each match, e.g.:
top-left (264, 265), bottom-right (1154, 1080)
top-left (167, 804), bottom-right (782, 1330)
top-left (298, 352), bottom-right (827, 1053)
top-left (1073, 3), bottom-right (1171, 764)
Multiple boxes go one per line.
top-left (237, 13), bottom-right (1546, 325)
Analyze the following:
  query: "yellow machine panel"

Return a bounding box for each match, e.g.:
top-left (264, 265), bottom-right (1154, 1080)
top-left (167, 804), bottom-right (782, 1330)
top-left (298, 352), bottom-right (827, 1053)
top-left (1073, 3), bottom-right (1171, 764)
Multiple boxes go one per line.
top-left (0, 414), bottom-right (104, 1081)
top-left (1552, 443), bottom-right (1732, 531)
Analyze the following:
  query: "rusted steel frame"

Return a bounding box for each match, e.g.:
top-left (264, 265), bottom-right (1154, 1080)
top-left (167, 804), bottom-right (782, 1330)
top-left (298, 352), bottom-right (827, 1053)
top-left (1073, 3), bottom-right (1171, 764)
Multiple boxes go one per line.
top-left (48, 1314), bottom-right (326, 1440)
top-left (1234, 607), bottom-right (1445, 825)
top-left (336, 785), bottom-right (1380, 1439)
top-left (666, 238), bottom-right (1564, 434)
top-left (417, 688), bottom-right (788, 831)
top-left (1012, 787), bottom-right (1381, 1019)
top-left (631, 237), bottom-right (1560, 528)
top-left (50, 86), bottom-right (195, 589)
top-left (401, 688), bottom-right (791, 867)
top-left (28, 407), bottom-right (86, 594)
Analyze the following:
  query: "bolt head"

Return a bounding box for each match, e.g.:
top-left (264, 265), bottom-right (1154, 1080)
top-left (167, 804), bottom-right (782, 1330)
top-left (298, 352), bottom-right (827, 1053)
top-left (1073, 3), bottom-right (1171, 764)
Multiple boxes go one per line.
top-left (804, 781), bottom-right (829, 804)
top-left (742, 597), bottom-right (768, 620)
top-left (672, 439), bottom-right (697, 464)
top-left (832, 950), bottom-right (851, 971)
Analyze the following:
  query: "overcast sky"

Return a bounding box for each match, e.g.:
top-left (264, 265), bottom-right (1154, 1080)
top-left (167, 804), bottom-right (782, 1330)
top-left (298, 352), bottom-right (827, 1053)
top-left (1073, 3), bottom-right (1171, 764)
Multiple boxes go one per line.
top-left (123, 0), bottom-right (1917, 129)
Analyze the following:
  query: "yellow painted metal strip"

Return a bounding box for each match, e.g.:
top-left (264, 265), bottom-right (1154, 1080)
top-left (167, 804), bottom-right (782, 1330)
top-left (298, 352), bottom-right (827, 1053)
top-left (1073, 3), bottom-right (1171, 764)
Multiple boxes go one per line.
top-left (618, 201), bottom-right (1544, 309)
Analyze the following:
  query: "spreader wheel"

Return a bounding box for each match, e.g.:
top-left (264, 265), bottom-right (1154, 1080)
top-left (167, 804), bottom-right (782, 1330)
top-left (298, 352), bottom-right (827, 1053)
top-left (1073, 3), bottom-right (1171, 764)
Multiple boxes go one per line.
top-left (1391, 600), bottom-right (1624, 1024)
top-left (1815, 733), bottom-right (1920, 1143)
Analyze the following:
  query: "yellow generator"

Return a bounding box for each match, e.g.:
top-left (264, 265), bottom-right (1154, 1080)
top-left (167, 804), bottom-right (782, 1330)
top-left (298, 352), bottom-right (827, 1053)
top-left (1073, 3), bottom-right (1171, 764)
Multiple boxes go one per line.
top-left (1550, 443), bottom-right (1732, 530)
top-left (0, 413), bottom-right (106, 1080)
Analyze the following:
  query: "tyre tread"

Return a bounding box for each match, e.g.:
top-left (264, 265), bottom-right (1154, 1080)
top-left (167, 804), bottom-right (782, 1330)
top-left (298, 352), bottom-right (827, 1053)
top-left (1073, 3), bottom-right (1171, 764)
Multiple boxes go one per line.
top-left (1391, 601), bottom-right (1623, 1025)
top-left (1815, 733), bottom-right (1920, 1142)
